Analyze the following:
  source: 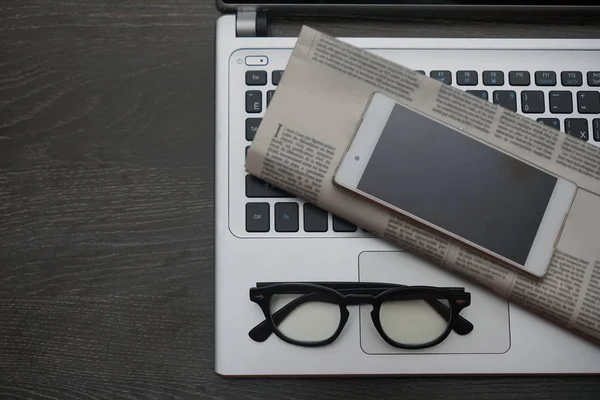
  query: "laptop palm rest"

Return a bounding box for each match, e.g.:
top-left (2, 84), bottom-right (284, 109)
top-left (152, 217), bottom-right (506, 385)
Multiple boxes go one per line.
top-left (358, 251), bottom-right (511, 355)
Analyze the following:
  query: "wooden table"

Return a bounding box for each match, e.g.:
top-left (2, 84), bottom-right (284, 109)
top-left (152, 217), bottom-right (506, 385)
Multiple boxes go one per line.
top-left (1, 1), bottom-right (599, 398)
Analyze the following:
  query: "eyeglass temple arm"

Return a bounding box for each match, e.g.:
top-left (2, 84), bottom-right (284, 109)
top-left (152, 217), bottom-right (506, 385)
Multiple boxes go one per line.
top-left (256, 282), bottom-right (466, 292)
top-left (255, 282), bottom-right (468, 297)
top-left (248, 292), bottom-right (473, 343)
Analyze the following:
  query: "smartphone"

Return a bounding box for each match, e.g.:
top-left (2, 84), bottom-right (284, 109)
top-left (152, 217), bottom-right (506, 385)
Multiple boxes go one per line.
top-left (334, 92), bottom-right (576, 277)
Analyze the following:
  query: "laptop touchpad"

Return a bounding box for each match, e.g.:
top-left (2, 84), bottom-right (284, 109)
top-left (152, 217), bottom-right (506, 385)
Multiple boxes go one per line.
top-left (358, 251), bottom-right (510, 355)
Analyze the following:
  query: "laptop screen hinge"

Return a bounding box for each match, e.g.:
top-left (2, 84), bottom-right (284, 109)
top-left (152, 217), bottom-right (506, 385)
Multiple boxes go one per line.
top-left (236, 10), bottom-right (267, 37)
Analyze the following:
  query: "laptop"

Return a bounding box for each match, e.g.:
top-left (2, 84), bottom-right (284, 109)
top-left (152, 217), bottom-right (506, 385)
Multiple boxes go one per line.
top-left (214, 1), bottom-right (600, 376)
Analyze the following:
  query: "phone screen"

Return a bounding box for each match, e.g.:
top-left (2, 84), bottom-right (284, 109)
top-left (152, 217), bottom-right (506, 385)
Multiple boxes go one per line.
top-left (356, 103), bottom-right (558, 265)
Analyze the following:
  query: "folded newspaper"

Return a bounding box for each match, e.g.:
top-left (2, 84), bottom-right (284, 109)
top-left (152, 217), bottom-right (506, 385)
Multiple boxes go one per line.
top-left (246, 26), bottom-right (600, 345)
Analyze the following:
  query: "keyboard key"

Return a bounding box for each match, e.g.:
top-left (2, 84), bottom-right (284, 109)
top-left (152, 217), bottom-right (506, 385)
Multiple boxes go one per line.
top-left (267, 90), bottom-right (275, 107)
top-left (275, 203), bottom-right (299, 232)
top-left (245, 146), bottom-right (249, 158)
top-left (246, 118), bottom-right (261, 141)
top-left (593, 119), bottom-right (600, 141)
top-left (537, 118), bottom-right (560, 131)
top-left (246, 90), bottom-right (262, 113)
top-left (577, 91), bottom-right (600, 114)
top-left (521, 91), bottom-right (545, 113)
top-left (493, 90), bottom-right (517, 112)
top-left (483, 71), bottom-right (504, 86)
top-left (303, 203), bottom-right (328, 232)
top-left (332, 215), bottom-right (357, 232)
top-left (565, 119), bottom-right (589, 141)
top-left (535, 71), bottom-right (556, 86)
top-left (466, 90), bottom-right (489, 101)
top-left (246, 70), bottom-right (267, 86)
top-left (430, 70), bottom-right (452, 84)
top-left (456, 70), bottom-right (478, 86)
top-left (588, 72), bottom-right (600, 86)
top-left (415, 70), bottom-right (425, 75)
top-left (272, 70), bottom-right (284, 85)
top-left (246, 175), bottom-right (293, 198)
top-left (509, 71), bottom-right (530, 86)
top-left (521, 90), bottom-right (546, 114)
top-left (549, 91), bottom-right (573, 114)
top-left (246, 203), bottom-right (270, 232)
top-left (561, 71), bottom-right (583, 86)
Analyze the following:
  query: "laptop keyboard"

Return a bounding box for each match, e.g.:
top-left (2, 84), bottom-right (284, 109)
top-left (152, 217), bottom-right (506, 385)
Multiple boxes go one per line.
top-left (242, 66), bottom-right (600, 234)
top-left (244, 68), bottom-right (360, 234)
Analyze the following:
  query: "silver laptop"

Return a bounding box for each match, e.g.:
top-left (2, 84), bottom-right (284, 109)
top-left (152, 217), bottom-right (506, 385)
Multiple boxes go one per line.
top-left (214, 1), bottom-right (600, 376)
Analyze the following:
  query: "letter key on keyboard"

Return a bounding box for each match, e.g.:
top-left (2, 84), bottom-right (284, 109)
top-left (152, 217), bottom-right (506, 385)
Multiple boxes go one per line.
top-left (565, 119), bottom-right (589, 141)
top-left (267, 90), bottom-right (275, 107)
top-left (537, 118), bottom-right (560, 131)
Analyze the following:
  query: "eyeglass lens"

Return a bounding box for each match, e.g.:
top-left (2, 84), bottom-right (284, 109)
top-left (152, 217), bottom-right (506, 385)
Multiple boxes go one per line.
top-left (379, 296), bottom-right (450, 345)
top-left (270, 293), bottom-right (341, 342)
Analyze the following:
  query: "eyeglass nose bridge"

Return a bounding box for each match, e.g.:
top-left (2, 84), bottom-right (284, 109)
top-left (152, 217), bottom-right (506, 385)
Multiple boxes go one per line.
top-left (343, 294), bottom-right (376, 305)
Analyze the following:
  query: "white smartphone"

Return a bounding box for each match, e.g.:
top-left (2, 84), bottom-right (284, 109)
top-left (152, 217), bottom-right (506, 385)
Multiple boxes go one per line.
top-left (334, 92), bottom-right (577, 278)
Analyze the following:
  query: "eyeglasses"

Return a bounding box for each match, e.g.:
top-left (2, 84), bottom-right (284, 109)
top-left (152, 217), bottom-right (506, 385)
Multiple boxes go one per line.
top-left (249, 282), bottom-right (473, 349)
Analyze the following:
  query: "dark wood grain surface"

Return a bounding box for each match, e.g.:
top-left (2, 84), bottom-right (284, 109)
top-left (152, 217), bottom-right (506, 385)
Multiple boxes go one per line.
top-left (1, 1), bottom-right (600, 398)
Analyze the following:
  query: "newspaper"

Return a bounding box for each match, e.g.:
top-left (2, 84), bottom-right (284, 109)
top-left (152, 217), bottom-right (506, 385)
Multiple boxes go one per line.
top-left (246, 26), bottom-right (600, 345)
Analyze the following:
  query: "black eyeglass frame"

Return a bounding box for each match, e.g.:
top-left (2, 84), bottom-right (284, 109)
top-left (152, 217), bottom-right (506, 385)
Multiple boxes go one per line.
top-left (249, 281), bottom-right (473, 350)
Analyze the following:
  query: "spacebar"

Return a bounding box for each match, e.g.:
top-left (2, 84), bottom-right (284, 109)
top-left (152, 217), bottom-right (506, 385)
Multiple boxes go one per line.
top-left (245, 175), bottom-right (293, 198)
